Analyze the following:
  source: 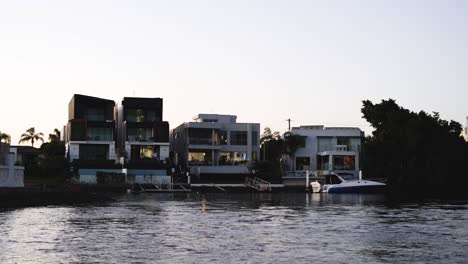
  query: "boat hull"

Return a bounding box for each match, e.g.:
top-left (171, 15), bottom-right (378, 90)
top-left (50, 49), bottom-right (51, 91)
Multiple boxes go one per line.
top-left (326, 184), bottom-right (386, 193)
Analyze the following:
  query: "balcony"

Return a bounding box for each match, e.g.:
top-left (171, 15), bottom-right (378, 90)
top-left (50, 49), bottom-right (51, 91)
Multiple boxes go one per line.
top-left (71, 159), bottom-right (120, 169)
top-left (188, 137), bottom-right (214, 145)
top-left (126, 159), bottom-right (169, 170)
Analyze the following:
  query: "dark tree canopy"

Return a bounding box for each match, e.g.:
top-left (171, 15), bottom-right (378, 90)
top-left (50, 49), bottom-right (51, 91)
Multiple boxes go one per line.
top-left (361, 99), bottom-right (468, 196)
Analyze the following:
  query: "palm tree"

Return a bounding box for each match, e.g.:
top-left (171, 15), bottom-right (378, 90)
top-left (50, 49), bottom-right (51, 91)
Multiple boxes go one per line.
top-left (19, 127), bottom-right (44, 147)
top-left (0, 131), bottom-right (11, 144)
top-left (48, 128), bottom-right (61, 142)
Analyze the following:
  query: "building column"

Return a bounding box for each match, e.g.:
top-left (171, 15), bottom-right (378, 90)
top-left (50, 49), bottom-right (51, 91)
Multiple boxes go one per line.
top-left (212, 150), bottom-right (215, 167)
top-left (329, 154), bottom-right (333, 171)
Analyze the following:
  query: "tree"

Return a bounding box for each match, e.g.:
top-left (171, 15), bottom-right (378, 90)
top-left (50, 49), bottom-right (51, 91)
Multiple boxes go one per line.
top-left (361, 99), bottom-right (468, 195)
top-left (260, 127), bottom-right (284, 162)
top-left (48, 128), bottom-right (61, 143)
top-left (0, 131), bottom-right (11, 144)
top-left (19, 127), bottom-right (44, 147)
top-left (283, 132), bottom-right (306, 171)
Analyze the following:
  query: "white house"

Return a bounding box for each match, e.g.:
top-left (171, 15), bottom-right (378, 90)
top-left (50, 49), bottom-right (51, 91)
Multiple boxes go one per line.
top-left (283, 125), bottom-right (362, 186)
top-left (171, 114), bottom-right (260, 182)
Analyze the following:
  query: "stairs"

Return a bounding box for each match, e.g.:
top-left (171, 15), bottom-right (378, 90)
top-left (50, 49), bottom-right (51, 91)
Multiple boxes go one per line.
top-left (245, 177), bottom-right (272, 192)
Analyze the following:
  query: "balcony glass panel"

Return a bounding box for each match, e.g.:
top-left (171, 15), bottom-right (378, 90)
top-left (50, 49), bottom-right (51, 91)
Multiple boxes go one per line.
top-left (217, 152), bottom-right (248, 166)
top-left (127, 128), bottom-right (154, 142)
top-left (188, 150), bottom-right (212, 166)
top-left (333, 155), bottom-right (355, 170)
top-left (84, 108), bottom-right (105, 121)
top-left (188, 128), bottom-right (213, 145)
top-left (87, 127), bottom-right (113, 141)
top-left (230, 131), bottom-right (248, 145)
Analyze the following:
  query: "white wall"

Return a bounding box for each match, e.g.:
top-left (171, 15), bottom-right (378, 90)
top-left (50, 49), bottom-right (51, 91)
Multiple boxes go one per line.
top-left (289, 126), bottom-right (362, 172)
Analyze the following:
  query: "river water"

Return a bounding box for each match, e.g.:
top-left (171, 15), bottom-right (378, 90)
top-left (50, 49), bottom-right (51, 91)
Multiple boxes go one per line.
top-left (0, 193), bottom-right (466, 264)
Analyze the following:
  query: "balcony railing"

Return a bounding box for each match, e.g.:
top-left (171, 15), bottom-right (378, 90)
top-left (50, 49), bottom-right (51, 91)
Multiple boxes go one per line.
top-left (189, 137), bottom-right (214, 145)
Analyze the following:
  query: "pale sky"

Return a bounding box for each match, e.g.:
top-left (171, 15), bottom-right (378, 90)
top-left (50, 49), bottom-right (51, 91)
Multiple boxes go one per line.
top-left (1, 0), bottom-right (467, 146)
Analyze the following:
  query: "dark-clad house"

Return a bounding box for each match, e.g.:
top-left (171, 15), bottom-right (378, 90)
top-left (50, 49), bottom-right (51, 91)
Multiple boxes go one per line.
top-left (65, 94), bottom-right (122, 183)
top-left (117, 97), bottom-right (170, 165)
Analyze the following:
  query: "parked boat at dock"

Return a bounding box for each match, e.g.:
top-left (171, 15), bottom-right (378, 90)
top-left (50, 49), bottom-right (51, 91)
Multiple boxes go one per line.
top-left (311, 173), bottom-right (386, 193)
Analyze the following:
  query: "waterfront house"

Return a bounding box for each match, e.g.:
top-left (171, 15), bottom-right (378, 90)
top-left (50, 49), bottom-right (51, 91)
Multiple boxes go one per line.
top-left (171, 114), bottom-right (260, 183)
top-left (116, 97), bottom-right (170, 165)
top-left (115, 97), bottom-right (171, 186)
top-left (282, 125), bottom-right (362, 187)
top-left (65, 94), bottom-right (122, 183)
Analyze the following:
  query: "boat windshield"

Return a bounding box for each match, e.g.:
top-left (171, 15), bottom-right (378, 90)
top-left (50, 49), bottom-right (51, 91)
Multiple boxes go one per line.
top-left (338, 174), bottom-right (357, 181)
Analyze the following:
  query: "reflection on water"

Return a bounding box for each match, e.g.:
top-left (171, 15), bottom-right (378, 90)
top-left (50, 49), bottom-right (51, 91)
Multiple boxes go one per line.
top-left (0, 193), bottom-right (466, 264)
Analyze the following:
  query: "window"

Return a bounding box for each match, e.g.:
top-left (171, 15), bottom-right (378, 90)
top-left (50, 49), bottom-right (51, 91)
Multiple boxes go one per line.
top-left (296, 157), bottom-right (310, 171)
top-left (218, 152), bottom-right (248, 166)
top-left (188, 128), bottom-right (213, 145)
top-left (85, 108), bottom-right (105, 121)
top-left (127, 128), bottom-right (153, 142)
top-left (188, 150), bottom-right (212, 166)
top-left (317, 155), bottom-right (330, 170)
top-left (333, 155), bottom-right (355, 170)
top-left (87, 127), bottom-right (113, 141)
top-left (230, 131), bottom-right (247, 145)
top-left (79, 144), bottom-right (108, 160)
top-left (251, 131), bottom-right (258, 146)
top-left (130, 145), bottom-right (158, 160)
top-left (337, 137), bottom-right (351, 146)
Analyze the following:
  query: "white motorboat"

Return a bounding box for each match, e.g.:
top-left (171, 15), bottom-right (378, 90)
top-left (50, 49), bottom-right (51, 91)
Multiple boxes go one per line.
top-left (311, 172), bottom-right (386, 193)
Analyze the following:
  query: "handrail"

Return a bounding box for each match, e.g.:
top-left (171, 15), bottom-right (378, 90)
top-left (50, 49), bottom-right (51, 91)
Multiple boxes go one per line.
top-left (245, 177), bottom-right (271, 192)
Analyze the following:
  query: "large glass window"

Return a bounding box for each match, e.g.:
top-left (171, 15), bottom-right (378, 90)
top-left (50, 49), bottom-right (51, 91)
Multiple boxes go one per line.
top-left (317, 155), bottom-right (330, 170)
top-left (130, 145), bottom-right (159, 160)
top-left (84, 108), bottom-right (105, 121)
top-left (251, 131), bottom-right (258, 146)
top-left (188, 150), bottom-right (212, 166)
top-left (333, 155), bottom-right (355, 170)
top-left (230, 131), bottom-right (247, 145)
top-left (296, 157), bottom-right (310, 171)
top-left (218, 152), bottom-right (248, 165)
top-left (127, 128), bottom-right (153, 142)
top-left (126, 109), bottom-right (160, 122)
top-left (87, 127), bottom-right (113, 141)
top-left (79, 144), bottom-right (108, 160)
top-left (188, 128), bottom-right (213, 145)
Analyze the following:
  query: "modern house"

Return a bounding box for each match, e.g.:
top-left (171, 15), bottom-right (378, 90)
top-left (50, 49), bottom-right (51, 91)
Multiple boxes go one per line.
top-left (115, 97), bottom-right (171, 185)
top-left (65, 94), bottom-right (121, 182)
top-left (116, 97), bottom-right (170, 164)
top-left (282, 125), bottom-right (362, 187)
top-left (64, 94), bottom-right (173, 187)
top-left (66, 94), bottom-right (117, 163)
top-left (171, 114), bottom-right (260, 183)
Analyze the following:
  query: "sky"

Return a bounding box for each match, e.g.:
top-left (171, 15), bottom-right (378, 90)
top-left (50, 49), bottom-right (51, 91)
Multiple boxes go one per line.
top-left (0, 0), bottom-right (467, 146)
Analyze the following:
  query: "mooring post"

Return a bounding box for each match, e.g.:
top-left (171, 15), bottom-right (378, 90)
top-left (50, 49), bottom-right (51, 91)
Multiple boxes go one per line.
top-left (306, 170), bottom-right (310, 192)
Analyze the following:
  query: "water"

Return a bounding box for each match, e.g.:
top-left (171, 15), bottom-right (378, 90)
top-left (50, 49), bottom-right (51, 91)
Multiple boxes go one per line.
top-left (0, 193), bottom-right (466, 264)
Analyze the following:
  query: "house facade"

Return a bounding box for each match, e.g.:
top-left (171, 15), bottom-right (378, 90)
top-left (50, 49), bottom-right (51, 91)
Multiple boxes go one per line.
top-left (283, 125), bottom-right (362, 186)
top-left (65, 94), bottom-right (118, 165)
top-left (116, 97), bottom-right (170, 167)
top-left (171, 114), bottom-right (260, 181)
